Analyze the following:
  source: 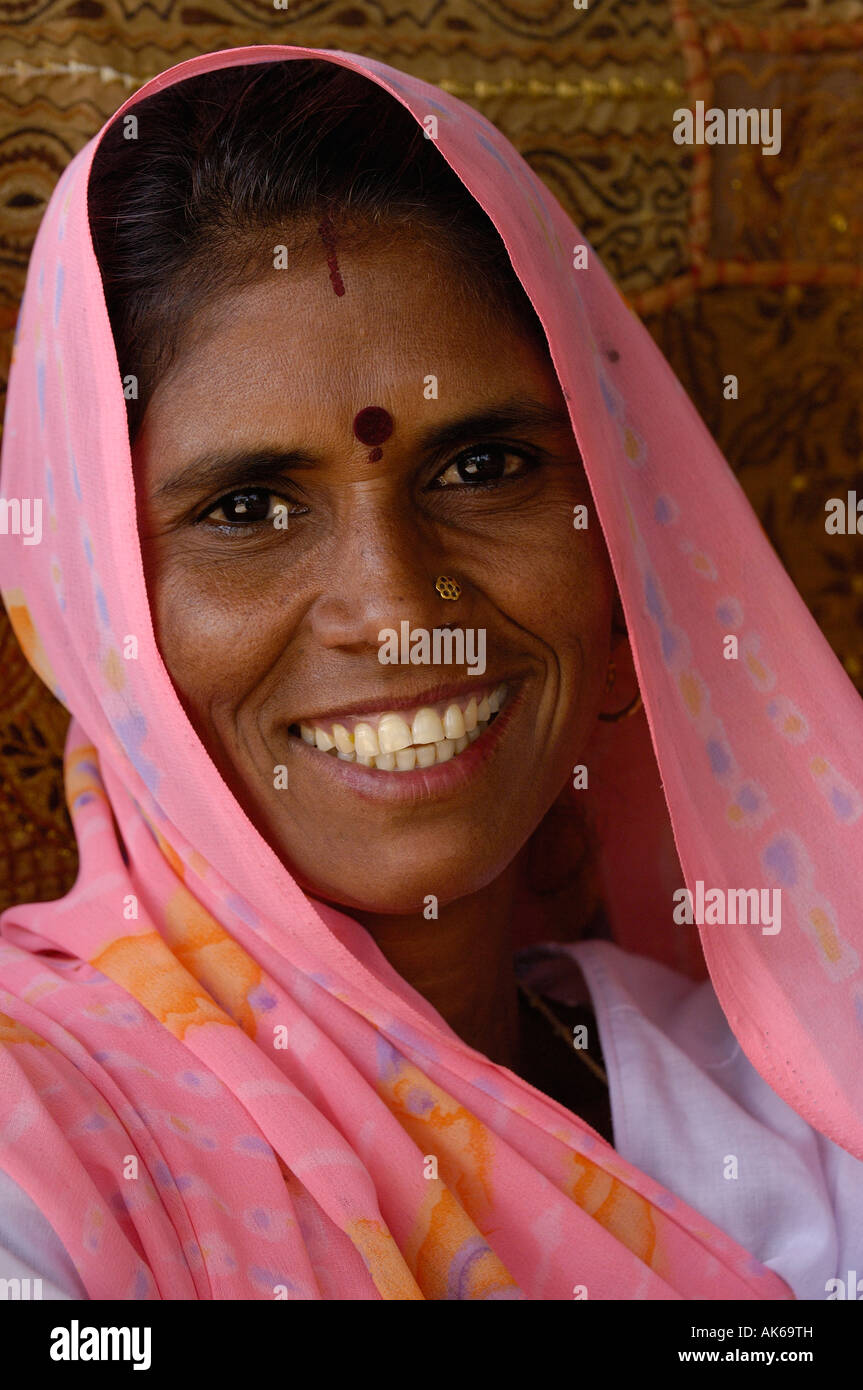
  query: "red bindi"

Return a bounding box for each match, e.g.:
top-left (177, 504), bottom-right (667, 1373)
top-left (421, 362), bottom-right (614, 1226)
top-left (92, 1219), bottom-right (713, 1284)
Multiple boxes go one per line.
top-left (317, 214), bottom-right (345, 297)
top-left (352, 406), bottom-right (394, 447)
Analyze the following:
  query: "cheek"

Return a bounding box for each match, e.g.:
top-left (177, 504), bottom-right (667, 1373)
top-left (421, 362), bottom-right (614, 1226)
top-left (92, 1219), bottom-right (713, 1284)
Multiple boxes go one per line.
top-left (542, 535), bottom-right (613, 770)
top-left (567, 532), bottom-right (614, 661)
top-left (484, 505), bottom-right (613, 671)
top-left (150, 556), bottom-right (294, 715)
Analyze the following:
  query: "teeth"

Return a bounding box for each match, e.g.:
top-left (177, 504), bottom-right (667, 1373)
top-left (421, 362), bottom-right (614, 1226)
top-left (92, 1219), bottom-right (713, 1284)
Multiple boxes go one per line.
top-left (443, 703), bottom-right (466, 739)
top-left (333, 723), bottom-right (354, 754)
top-left (412, 707), bottom-right (446, 745)
top-left (295, 685), bottom-right (508, 771)
top-left (354, 722), bottom-right (380, 758)
top-left (377, 713), bottom-right (413, 754)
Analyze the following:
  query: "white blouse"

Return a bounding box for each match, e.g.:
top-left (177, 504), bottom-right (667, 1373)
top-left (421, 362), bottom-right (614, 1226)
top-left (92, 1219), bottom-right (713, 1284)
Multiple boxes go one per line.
top-left (1, 936), bottom-right (861, 1300)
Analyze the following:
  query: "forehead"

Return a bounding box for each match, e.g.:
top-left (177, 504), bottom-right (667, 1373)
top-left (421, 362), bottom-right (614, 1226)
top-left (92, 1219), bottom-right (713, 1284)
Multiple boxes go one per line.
top-left (135, 236), bottom-right (556, 454)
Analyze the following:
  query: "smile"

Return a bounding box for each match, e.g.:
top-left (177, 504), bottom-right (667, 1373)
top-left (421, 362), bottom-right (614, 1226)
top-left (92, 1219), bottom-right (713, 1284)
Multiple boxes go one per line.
top-left (288, 683), bottom-right (509, 771)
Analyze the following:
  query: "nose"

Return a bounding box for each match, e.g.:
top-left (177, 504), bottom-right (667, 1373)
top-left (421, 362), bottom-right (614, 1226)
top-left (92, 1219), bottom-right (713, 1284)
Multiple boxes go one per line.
top-left (307, 507), bottom-right (469, 656)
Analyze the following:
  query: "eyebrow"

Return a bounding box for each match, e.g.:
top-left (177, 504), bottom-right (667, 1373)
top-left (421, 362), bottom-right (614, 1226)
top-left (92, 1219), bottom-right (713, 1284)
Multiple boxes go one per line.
top-left (150, 395), bottom-right (576, 504)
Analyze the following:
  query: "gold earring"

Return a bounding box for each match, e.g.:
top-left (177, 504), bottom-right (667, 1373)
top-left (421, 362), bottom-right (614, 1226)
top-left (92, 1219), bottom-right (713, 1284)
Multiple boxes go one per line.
top-left (435, 575), bottom-right (461, 601)
top-left (598, 659), bottom-right (643, 722)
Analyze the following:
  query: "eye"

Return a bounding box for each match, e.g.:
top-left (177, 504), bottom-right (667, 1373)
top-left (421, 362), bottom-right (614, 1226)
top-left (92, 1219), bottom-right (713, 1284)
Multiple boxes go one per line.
top-left (202, 488), bottom-right (299, 529)
top-left (431, 445), bottom-right (539, 488)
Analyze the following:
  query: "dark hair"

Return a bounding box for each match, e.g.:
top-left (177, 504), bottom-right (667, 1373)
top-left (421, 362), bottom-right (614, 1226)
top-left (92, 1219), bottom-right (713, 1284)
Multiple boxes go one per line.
top-left (87, 59), bottom-right (549, 443)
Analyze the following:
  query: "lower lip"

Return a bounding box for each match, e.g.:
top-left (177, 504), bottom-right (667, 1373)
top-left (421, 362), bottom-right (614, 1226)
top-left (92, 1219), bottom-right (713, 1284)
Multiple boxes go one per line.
top-left (283, 685), bottom-right (526, 804)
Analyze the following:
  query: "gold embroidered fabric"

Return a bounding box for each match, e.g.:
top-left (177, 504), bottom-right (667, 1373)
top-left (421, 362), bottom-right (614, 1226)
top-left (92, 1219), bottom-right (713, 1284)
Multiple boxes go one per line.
top-left (0, 0), bottom-right (860, 911)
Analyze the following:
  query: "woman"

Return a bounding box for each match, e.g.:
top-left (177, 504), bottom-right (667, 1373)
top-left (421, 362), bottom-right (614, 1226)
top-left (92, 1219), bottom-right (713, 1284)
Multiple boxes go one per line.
top-left (0, 44), bottom-right (861, 1301)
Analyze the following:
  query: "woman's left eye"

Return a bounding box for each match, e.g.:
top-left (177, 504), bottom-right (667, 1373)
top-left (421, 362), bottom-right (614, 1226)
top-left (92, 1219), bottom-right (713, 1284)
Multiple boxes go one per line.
top-left (431, 446), bottom-right (538, 488)
top-left (203, 488), bottom-right (293, 528)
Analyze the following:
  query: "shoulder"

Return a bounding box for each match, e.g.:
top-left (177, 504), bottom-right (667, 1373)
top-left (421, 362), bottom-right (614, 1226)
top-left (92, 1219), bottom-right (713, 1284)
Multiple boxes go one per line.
top-left (517, 938), bottom-right (863, 1301)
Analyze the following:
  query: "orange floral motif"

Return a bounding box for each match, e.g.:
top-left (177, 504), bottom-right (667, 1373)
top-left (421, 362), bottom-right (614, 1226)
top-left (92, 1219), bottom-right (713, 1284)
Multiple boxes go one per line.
top-left (65, 744), bottom-right (107, 807)
top-left (810, 906), bottom-right (842, 965)
top-left (163, 887), bottom-right (262, 1038)
top-left (345, 1217), bottom-right (423, 1300)
top-left (187, 850), bottom-right (210, 880)
top-left (623, 426), bottom-right (644, 462)
top-left (566, 1154), bottom-right (658, 1270)
top-left (147, 822), bottom-right (186, 883)
top-left (0, 1010), bottom-right (48, 1046)
top-left (3, 589), bottom-right (60, 694)
top-left (379, 1065), bottom-right (496, 1226)
top-left (679, 669), bottom-right (704, 718)
top-left (102, 647), bottom-right (126, 691)
top-left (91, 931), bottom-right (232, 1040)
top-left (406, 1183), bottom-right (517, 1300)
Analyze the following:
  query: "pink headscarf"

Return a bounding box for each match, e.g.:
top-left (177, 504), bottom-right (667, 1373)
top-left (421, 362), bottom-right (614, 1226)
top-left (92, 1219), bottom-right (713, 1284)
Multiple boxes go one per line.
top-left (1, 43), bottom-right (861, 1300)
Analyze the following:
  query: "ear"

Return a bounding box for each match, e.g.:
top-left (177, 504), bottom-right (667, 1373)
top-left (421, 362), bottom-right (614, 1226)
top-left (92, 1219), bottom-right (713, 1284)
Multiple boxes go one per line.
top-left (599, 590), bottom-right (640, 719)
top-left (609, 588), bottom-right (627, 641)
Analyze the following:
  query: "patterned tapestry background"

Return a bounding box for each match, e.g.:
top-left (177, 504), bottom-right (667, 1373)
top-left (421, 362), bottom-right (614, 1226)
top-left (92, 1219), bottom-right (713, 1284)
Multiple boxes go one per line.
top-left (0, 0), bottom-right (861, 912)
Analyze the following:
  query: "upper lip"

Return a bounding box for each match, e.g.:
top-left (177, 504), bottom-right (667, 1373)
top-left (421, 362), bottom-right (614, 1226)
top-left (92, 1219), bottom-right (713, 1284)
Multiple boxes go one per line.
top-left (288, 676), bottom-right (519, 727)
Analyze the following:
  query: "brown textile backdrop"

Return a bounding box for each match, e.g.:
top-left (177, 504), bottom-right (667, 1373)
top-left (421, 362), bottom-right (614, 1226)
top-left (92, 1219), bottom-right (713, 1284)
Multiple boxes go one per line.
top-left (0, 0), bottom-right (861, 914)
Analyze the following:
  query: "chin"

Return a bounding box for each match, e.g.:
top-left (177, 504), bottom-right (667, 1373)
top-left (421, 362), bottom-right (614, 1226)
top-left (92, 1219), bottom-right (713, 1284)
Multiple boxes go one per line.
top-left (294, 846), bottom-right (515, 918)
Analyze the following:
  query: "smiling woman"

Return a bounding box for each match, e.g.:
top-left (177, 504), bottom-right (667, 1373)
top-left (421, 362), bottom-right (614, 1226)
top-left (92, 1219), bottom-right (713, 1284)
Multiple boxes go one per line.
top-left (89, 60), bottom-right (614, 1051)
top-left (1, 45), bottom-right (863, 1304)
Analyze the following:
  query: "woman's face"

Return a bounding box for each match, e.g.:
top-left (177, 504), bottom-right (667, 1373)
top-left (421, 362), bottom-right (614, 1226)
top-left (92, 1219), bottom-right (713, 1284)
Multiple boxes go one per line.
top-left (133, 230), bottom-right (614, 913)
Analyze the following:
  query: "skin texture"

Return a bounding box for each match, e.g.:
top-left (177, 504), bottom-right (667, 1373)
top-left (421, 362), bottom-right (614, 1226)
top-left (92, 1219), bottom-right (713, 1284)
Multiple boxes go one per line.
top-left (132, 230), bottom-right (617, 1070)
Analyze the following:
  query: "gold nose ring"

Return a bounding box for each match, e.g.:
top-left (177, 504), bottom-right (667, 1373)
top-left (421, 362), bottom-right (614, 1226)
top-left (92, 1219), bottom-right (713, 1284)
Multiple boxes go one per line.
top-left (435, 575), bottom-right (461, 601)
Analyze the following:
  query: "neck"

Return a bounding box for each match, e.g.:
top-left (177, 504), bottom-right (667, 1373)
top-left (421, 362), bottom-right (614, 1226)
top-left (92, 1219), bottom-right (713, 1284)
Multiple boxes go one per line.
top-left (352, 853), bottom-right (524, 1071)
